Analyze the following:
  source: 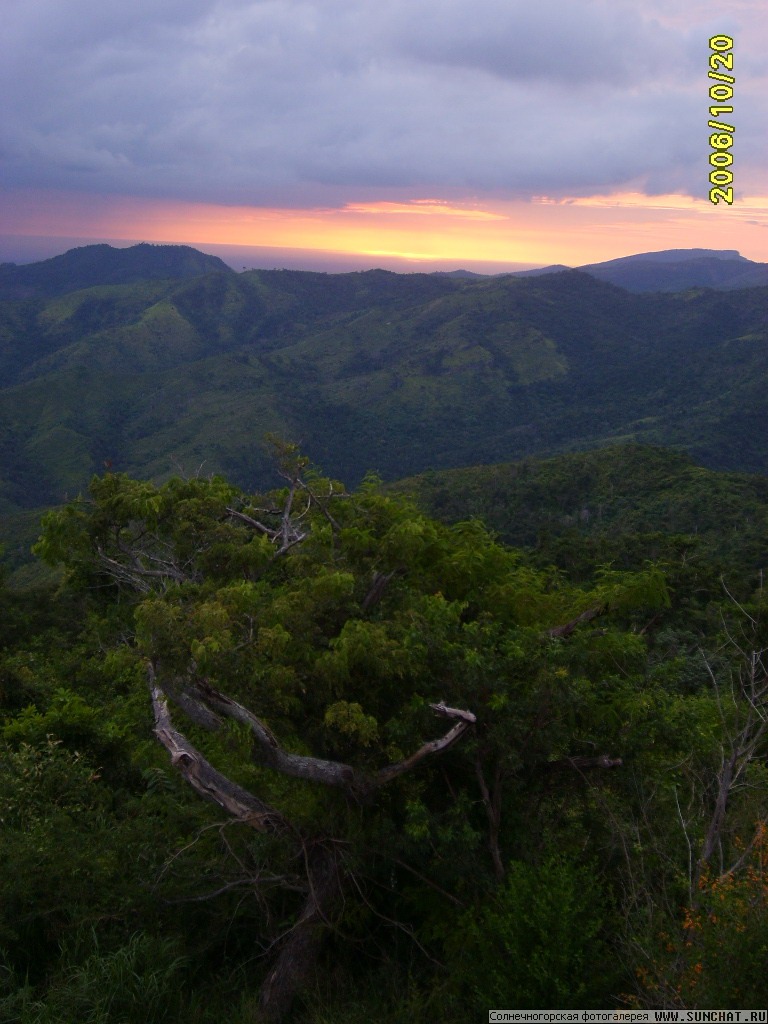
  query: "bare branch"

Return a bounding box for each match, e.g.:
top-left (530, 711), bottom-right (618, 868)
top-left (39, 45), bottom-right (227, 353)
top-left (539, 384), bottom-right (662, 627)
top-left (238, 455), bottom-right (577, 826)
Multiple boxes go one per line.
top-left (693, 638), bottom-right (768, 886)
top-left (226, 494), bottom-right (308, 556)
top-left (376, 704), bottom-right (476, 786)
top-left (226, 506), bottom-right (276, 537)
top-left (96, 544), bottom-right (192, 591)
top-left (546, 604), bottom-right (605, 639)
top-left (164, 684), bottom-right (224, 732)
top-left (361, 570), bottom-right (400, 613)
top-left (561, 754), bottom-right (623, 770)
top-left (475, 755), bottom-right (504, 881)
top-left (185, 682), bottom-right (476, 796)
top-left (165, 876), bottom-right (308, 904)
top-left (429, 701), bottom-right (477, 724)
top-left (192, 680), bottom-right (370, 795)
top-left (148, 665), bottom-right (286, 833)
top-left (720, 577), bottom-right (757, 626)
top-left (296, 478), bottom-right (344, 533)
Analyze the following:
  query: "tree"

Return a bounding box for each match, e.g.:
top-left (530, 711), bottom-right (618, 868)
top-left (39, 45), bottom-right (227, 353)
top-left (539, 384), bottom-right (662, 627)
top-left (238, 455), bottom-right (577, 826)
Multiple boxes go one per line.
top-left (36, 447), bottom-right (653, 1019)
top-left (36, 452), bottom-right (485, 1020)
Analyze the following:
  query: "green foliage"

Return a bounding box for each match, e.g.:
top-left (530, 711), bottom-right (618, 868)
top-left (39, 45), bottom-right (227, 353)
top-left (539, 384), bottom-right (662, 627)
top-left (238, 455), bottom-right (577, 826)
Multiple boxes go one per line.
top-left (449, 855), bottom-right (614, 1009)
top-left (640, 822), bottom-right (768, 1010)
top-left (0, 932), bottom-right (187, 1024)
top-left (323, 701), bottom-right (379, 746)
top-left (398, 444), bottom-right (768, 584)
top-left (4, 453), bottom-right (768, 1016)
top-left (0, 737), bottom-right (115, 968)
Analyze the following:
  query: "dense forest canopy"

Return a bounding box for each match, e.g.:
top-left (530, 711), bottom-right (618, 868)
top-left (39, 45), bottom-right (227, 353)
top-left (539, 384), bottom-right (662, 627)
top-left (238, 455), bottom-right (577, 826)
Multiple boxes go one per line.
top-left (3, 442), bottom-right (768, 1019)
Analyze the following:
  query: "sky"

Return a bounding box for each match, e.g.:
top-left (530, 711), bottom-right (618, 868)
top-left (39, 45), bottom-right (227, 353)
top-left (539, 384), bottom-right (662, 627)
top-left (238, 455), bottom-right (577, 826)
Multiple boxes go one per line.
top-left (2, 0), bottom-right (767, 272)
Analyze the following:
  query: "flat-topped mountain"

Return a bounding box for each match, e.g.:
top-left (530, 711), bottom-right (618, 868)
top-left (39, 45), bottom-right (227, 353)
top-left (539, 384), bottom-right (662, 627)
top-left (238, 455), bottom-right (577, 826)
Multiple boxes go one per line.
top-left (578, 248), bottom-right (768, 292)
top-left (505, 248), bottom-right (768, 293)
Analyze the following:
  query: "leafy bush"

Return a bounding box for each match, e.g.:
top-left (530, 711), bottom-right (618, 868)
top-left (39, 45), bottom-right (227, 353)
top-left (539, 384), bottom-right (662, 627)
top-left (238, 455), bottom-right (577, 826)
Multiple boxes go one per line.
top-left (449, 855), bottom-right (616, 1009)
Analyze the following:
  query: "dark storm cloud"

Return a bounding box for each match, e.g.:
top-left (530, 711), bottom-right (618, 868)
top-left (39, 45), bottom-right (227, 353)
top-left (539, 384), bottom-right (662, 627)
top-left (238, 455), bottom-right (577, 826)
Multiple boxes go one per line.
top-left (1, 0), bottom-right (763, 205)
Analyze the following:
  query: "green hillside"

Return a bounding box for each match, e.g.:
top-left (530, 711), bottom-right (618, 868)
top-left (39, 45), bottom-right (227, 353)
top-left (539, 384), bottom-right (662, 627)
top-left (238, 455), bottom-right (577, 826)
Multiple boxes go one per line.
top-left (3, 250), bottom-right (768, 573)
top-left (395, 444), bottom-right (768, 581)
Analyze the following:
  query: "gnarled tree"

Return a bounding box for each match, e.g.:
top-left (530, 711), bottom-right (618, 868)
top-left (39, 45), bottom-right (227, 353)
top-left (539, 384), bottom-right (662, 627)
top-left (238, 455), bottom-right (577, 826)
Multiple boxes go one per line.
top-left (36, 445), bottom-right (635, 1020)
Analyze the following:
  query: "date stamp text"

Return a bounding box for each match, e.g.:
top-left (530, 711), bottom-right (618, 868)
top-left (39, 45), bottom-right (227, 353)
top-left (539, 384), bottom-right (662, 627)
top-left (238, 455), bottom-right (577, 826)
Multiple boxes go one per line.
top-left (708, 35), bottom-right (734, 205)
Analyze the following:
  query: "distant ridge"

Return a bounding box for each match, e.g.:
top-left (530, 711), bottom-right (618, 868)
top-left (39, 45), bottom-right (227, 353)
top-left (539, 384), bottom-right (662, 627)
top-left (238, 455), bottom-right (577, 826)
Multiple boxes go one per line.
top-left (4, 243), bottom-right (766, 296)
top-left (0, 243), bottom-right (232, 300)
top-left (578, 248), bottom-right (768, 292)
top-left (585, 248), bottom-right (749, 266)
top-left (509, 248), bottom-right (768, 293)
top-left (508, 264), bottom-right (570, 278)
top-left (431, 269), bottom-right (489, 278)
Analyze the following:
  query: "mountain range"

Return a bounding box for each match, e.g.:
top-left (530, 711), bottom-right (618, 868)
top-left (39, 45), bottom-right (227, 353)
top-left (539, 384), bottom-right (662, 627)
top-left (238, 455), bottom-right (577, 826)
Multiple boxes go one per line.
top-left (3, 243), bottom-right (767, 298)
top-left (2, 241), bottom-right (768, 573)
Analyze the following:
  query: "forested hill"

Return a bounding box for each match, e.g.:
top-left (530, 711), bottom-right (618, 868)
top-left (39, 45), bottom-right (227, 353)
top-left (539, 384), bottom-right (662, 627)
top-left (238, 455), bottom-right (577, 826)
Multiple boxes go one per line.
top-left (0, 243), bottom-right (231, 300)
top-left (395, 444), bottom-right (768, 579)
top-left (2, 246), bottom-right (768, 544)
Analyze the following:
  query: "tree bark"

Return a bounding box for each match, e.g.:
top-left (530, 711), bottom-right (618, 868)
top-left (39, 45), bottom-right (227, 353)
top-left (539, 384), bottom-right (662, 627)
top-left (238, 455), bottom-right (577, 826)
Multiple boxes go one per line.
top-left (475, 756), bottom-right (504, 881)
top-left (256, 842), bottom-right (344, 1023)
top-left (148, 665), bottom-right (476, 1023)
top-left (149, 669), bottom-right (286, 833)
top-left (193, 679), bottom-right (370, 795)
top-left (546, 604), bottom-right (605, 639)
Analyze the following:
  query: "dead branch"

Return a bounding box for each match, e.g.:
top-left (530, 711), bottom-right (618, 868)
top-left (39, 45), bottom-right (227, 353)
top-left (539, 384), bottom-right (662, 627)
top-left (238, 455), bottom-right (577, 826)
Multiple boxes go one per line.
top-left (226, 507), bottom-right (276, 536)
top-left (96, 543), bottom-right (196, 591)
top-left (190, 682), bottom-right (477, 797)
top-left (192, 680), bottom-right (369, 794)
top-left (148, 666), bottom-right (286, 833)
top-left (562, 754), bottom-right (623, 770)
top-left (537, 753), bottom-right (623, 774)
top-left (546, 604), bottom-right (605, 639)
top-left (475, 755), bottom-right (504, 881)
top-left (164, 681), bottom-right (224, 732)
top-left (296, 478), bottom-right (345, 533)
top-left (361, 569), bottom-right (400, 613)
top-left (429, 701), bottom-right (477, 724)
top-left (375, 703), bottom-right (476, 785)
top-left (693, 642), bottom-right (768, 888)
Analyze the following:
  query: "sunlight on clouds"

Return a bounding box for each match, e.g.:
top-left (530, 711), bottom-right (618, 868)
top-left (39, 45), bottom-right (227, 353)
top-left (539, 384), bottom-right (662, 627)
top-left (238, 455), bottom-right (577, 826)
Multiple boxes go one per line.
top-left (341, 201), bottom-right (507, 220)
top-left (4, 186), bottom-right (768, 269)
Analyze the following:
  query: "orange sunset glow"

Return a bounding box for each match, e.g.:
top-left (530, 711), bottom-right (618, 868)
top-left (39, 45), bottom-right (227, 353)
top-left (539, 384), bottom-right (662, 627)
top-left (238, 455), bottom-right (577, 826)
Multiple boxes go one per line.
top-left (4, 188), bottom-right (768, 271)
top-left (3, 0), bottom-right (767, 273)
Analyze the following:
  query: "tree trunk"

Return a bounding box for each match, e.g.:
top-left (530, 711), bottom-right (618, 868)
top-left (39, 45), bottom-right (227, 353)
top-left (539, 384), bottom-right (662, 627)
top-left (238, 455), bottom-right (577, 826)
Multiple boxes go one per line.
top-left (256, 842), bottom-right (344, 1023)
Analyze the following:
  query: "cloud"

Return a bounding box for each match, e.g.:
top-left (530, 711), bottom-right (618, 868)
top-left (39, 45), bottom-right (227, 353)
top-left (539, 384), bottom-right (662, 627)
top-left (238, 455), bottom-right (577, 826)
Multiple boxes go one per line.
top-left (388, 0), bottom-right (692, 86)
top-left (1, 0), bottom-right (765, 207)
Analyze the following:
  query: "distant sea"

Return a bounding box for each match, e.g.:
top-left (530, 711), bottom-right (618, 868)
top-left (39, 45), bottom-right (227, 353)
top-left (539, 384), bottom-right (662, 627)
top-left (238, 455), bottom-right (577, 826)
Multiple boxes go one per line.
top-left (0, 233), bottom-right (542, 276)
